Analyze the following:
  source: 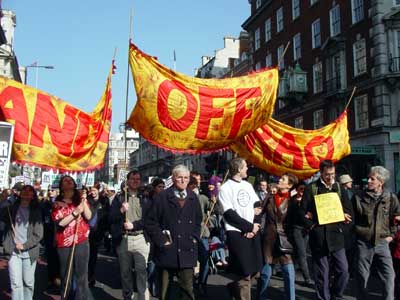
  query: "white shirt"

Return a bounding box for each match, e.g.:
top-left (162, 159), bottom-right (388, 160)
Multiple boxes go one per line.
top-left (218, 179), bottom-right (259, 232)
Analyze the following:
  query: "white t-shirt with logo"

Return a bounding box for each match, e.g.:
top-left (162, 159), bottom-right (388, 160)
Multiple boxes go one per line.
top-left (219, 179), bottom-right (259, 232)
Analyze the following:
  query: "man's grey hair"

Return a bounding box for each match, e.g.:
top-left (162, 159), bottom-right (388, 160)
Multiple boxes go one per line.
top-left (229, 157), bottom-right (245, 176)
top-left (172, 164), bottom-right (190, 177)
top-left (369, 166), bottom-right (390, 184)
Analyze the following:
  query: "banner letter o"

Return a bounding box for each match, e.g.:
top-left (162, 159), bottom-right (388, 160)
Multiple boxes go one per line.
top-left (304, 136), bottom-right (334, 169)
top-left (157, 80), bottom-right (197, 132)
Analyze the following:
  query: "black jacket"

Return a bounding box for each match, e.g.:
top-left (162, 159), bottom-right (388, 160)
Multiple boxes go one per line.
top-left (300, 180), bottom-right (353, 254)
top-left (109, 190), bottom-right (151, 246)
top-left (145, 187), bottom-right (202, 269)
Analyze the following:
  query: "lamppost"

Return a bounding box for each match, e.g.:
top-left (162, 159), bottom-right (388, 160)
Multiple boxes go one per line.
top-left (24, 62), bottom-right (54, 88)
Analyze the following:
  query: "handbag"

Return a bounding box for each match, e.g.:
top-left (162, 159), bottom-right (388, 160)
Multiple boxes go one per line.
top-left (277, 228), bottom-right (294, 254)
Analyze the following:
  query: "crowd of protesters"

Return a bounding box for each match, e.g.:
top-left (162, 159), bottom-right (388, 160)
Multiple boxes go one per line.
top-left (0, 158), bottom-right (399, 300)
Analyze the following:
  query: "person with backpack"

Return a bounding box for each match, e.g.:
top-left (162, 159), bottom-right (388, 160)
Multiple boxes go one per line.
top-left (301, 160), bottom-right (353, 300)
top-left (353, 166), bottom-right (400, 300)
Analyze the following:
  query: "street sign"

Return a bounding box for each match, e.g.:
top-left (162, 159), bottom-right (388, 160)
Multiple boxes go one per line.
top-left (0, 122), bottom-right (14, 188)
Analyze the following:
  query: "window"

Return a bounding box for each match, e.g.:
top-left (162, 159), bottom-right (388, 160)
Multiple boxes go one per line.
top-left (395, 0), bottom-right (400, 6)
top-left (256, 0), bottom-right (262, 9)
top-left (292, 0), bottom-right (300, 20)
top-left (313, 109), bottom-right (324, 129)
top-left (295, 116), bottom-right (303, 129)
top-left (354, 95), bottom-right (369, 130)
top-left (255, 28), bottom-right (261, 50)
top-left (276, 7), bottom-right (284, 32)
top-left (255, 61), bottom-right (261, 71)
top-left (265, 53), bottom-right (272, 68)
top-left (310, 0), bottom-right (318, 5)
top-left (312, 19), bottom-right (321, 49)
top-left (351, 0), bottom-right (364, 24)
top-left (265, 18), bottom-right (272, 42)
top-left (330, 5), bottom-right (341, 37)
top-left (293, 33), bottom-right (301, 61)
top-left (313, 62), bottom-right (323, 93)
top-left (277, 45), bottom-right (285, 70)
top-left (353, 39), bottom-right (367, 76)
top-left (326, 51), bottom-right (346, 92)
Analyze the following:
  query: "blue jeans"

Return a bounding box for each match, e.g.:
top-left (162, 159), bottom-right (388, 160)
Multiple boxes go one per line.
top-left (198, 237), bottom-right (209, 285)
top-left (356, 239), bottom-right (395, 300)
top-left (8, 252), bottom-right (37, 300)
top-left (258, 263), bottom-right (295, 300)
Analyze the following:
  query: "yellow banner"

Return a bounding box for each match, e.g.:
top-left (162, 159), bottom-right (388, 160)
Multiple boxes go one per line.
top-left (314, 192), bottom-right (345, 225)
top-left (127, 43), bottom-right (279, 152)
top-left (230, 112), bottom-right (351, 179)
top-left (0, 63), bottom-right (114, 172)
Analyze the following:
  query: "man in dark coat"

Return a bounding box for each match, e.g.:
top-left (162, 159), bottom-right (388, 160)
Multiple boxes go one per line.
top-left (301, 160), bottom-right (353, 300)
top-left (145, 164), bottom-right (202, 300)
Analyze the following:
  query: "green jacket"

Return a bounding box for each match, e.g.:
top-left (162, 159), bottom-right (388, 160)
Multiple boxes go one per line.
top-left (353, 189), bottom-right (400, 245)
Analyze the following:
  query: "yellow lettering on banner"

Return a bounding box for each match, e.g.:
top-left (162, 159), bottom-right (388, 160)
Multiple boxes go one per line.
top-left (314, 192), bottom-right (345, 225)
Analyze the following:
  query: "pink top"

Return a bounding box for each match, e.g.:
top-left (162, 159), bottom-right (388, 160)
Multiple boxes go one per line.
top-left (51, 201), bottom-right (90, 248)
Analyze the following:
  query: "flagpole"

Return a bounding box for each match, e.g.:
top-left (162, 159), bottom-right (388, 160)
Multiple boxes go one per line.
top-left (277, 41), bottom-right (290, 69)
top-left (173, 50), bottom-right (176, 72)
top-left (123, 7), bottom-right (134, 218)
top-left (344, 86), bottom-right (357, 111)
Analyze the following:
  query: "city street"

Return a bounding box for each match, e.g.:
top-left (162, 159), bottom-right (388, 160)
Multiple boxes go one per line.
top-left (0, 245), bottom-right (384, 300)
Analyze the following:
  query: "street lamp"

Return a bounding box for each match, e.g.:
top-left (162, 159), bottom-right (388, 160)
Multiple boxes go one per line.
top-left (24, 62), bottom-right (54, 88)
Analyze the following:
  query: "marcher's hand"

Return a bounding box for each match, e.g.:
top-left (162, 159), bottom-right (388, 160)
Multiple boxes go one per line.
top-left (344, 213), bottom-right (352, 224)
top-left (305, 212), bottom-right (313, 219)
top-left (120, 202), bottom-right (129, 213)
top-left (252, 223), bottom-right (261, 235)
top-left (385, 236), bottom-right (394, 243)
top-left (124, 222), bottom-right (133, 230)
top-left (254, 207), bottom-right (262, 216)
top-left (15, 241), bottom-right (23, 250)
top-left (80, 190), bottom-right (87, 201)
top-left (394, 216), bottom-right (400, 224)
top-left (164, 241), bottom-right (171, 246)
top-left (244, 232), bottom-right (255, 239)
top-left (74, 203), bottom-right (84, 215)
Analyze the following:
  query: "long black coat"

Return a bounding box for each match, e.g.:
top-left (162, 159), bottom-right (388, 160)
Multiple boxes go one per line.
top-left (144, 187), bottom-right (202, 269)
top-left (300, 180), bottom-right (353, 255)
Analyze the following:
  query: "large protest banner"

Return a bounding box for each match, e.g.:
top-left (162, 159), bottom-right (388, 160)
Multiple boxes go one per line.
top-left (127, 43), bottom-right (279, 152)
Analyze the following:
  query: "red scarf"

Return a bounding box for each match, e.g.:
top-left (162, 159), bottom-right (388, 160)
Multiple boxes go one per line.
top-left (274, 191), bottom-right (289, 208)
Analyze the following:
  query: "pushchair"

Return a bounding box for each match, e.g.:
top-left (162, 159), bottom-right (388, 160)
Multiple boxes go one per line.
top-left (208, 236), bottom-right (228, 275)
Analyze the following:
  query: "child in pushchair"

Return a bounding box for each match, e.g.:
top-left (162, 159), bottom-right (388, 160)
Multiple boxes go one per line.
top-left (209, 236), bottom-right (228, 267)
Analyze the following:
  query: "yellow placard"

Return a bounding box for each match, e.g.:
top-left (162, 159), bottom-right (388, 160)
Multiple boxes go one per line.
top-left (314, 192), bottom-right (345, 225)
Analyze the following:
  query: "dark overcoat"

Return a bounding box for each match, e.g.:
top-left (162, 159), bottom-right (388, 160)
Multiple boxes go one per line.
top-left (144, 187), bottom-right (202, 269)
top-left (300, 180), bottom-right (353, 255)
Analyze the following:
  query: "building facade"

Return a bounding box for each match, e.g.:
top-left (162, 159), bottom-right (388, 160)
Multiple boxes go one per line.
top-left (242, 0), bottom-right (400, 191)
top-left (0, 9), bottom-right (22, 82)
top-left (97, 129), bottom-right (139, 184)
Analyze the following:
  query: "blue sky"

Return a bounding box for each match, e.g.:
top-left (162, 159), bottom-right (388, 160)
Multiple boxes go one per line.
top-left (5, 1), bottom-right (250, 132)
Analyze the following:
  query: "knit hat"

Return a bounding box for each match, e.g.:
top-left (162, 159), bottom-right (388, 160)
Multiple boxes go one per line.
top-left (339, 174), bottom-right (353, 185)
